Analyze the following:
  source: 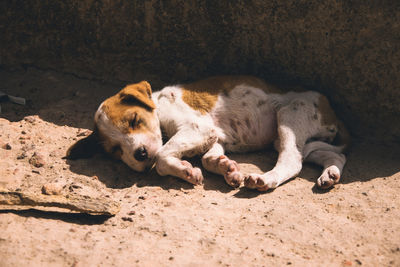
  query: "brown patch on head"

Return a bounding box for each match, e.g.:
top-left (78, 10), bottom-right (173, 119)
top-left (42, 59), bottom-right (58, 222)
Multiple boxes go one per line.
top-left (118, 81), bottom-right (155, 109)
top-left (181, 76), bottom-right (278, 114)
top-left (101, 81), bottom-right (156, 135)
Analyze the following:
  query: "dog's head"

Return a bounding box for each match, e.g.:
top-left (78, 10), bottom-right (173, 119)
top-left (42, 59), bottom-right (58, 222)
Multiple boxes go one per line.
top-left (66, 81), bottom-right (162, 172)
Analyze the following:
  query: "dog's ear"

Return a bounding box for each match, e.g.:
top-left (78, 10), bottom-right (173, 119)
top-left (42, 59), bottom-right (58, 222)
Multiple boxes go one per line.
top-left (119, 81), bottom-right (155, 110)
top-left (65, 130), bottom-right (102, 160)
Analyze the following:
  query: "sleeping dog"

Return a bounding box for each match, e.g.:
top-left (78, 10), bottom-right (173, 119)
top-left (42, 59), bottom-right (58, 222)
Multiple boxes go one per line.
top-left (67, 76), bottom-right (350, 191)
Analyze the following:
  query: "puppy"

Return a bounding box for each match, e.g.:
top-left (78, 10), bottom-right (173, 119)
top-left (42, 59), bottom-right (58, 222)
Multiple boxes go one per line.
top-left (67, 76), bottom-right (350, 190)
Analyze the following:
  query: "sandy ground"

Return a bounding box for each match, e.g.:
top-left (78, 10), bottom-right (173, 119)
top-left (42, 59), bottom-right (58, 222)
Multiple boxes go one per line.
top-left (0, 67), bottom-right (399, 266)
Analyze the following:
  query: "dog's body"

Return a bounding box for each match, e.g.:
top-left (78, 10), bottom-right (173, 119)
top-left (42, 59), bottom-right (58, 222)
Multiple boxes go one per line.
top-left (67, 76), bottom-right (350, 190)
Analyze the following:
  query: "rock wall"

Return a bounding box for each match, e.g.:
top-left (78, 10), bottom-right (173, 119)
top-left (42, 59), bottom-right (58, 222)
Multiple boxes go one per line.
top-left (1, 1), bottom-right (399, 141)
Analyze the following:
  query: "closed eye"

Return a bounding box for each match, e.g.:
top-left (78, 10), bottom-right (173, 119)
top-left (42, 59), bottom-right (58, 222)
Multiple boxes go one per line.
top-left (130, 113), bottom-right (142, 129)
top-left (130, 113), bottom-right (138, 128)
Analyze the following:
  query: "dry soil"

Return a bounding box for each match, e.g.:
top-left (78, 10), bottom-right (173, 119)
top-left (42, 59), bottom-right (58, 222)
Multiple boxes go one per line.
top-left (0, 68), bottom-right (399, 266)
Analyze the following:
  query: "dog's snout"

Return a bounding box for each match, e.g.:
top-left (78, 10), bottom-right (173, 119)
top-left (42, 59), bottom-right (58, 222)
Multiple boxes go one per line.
top-left (134, 146), bottom-right (148, 162)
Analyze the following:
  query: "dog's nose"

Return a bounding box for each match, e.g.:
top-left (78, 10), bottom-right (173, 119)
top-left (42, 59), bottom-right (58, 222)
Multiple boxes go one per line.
top-left (134, 146), bottom-right (148, 162)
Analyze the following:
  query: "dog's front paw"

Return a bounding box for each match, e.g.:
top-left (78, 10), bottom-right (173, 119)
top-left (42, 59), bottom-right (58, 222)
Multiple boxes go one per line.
top-left (217, 156), bottom-right (243, 187)
top-left (244, 171), bottom-right (280, 191)
top-left (316, 165), bottom-right (340, 189)
top-left (181, 160), bottom-right (204, 185)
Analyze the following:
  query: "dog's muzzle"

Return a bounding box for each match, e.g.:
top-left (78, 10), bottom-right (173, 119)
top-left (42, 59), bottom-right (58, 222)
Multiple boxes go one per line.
top-left (134, 146), bottom-right (148, 162)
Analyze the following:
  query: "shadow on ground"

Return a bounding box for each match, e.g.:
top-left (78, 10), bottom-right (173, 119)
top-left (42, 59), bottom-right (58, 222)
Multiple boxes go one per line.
top-left (0, 209), bottom-right (110, 225)
top-left (66, 154), bottom-right (235, 193)
top-left (2, 67), bottom-right (399, 194)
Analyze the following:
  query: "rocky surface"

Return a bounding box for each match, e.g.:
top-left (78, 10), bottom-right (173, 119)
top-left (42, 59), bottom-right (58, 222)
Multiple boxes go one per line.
top-left (0, 68), bottom-right (399, 266)
top-left (0, 190), bottom-right (120, 216)
top-left (1, 1), bottom-right (400, 141)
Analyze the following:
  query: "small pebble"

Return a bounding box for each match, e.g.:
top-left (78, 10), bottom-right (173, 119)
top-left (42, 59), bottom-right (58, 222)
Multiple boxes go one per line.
top-left (2, 143), bottom-right (12, 150)
top-left (29, 152), bottom-right (45, 167)
top-left (42, 183), bottom-right (63, 195)
top-left (24, 116), bottom-right (37, 123)
top-left (343, 260), bottom-right (353, 266)
top-left (77, 130), bottom-right (91, 137)
top-left (69, 183), bottom-right (82, 192)
top-left (121, 217), bottom-right (133, 222)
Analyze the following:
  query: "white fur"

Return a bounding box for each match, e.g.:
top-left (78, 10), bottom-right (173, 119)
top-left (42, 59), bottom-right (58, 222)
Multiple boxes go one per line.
top-left (210, 85), bottom-right (278, 152)
top-left (150, 83), bottom-right (347, 190)
top-left (99, 80), bottom-right (347, 190)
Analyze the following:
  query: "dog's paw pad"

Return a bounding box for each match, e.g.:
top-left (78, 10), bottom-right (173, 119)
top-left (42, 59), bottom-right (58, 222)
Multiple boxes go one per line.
top-left (181, 161), bottom-right (203, 185)
top-left (244, 174), bottom-right (261, 189)
top-left (317, 166), bottom-right (340, 189)
top-left (217, 156), bottom-right (239, 173)
top-left (225, 171), bottom-right (243, 188)
top-left (244, 172), bottom-right (279, 191)
top-left (217, 156), bottom-right (243, 187)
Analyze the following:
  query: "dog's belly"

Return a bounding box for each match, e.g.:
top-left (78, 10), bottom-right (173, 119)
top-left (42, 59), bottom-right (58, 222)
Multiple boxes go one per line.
top-left (211, 85), bottom-right (278, 152)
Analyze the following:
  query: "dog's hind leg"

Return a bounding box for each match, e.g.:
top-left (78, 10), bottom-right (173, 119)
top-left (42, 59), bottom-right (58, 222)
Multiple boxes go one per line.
top-left (155, 124), bottom-right (218, 185)
top-left (245, 97), bottom-right (318, 191)
top-left (304, 144), bottom-right (346, 189)
top-left (201, 143), bottom-right (243, 187)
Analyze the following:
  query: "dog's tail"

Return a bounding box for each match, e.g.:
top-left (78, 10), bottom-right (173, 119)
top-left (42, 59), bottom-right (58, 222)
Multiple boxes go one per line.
top-left (303, 120), bottom-right (351, 159)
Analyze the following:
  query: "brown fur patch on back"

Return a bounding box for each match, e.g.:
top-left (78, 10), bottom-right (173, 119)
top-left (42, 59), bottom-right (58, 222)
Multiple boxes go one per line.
top-left (317, 95), bottom-right (351, 149)
top-left (318, 95), bottom-right (337, 126)
top-left (181, 76), bottom-right (280, 114)
top-left (335, 120), bottom-right (351, 149)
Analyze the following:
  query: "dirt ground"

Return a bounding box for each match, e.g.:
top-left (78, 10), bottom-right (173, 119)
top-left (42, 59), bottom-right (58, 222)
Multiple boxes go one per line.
top-left (0, 67), bottom-right (399, 266)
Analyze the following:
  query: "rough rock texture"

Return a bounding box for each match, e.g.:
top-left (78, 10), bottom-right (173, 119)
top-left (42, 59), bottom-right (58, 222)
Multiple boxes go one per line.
top-left (0, 190), bottom-right (120, 216)
top-left (1, 1), bottom-right (399, 140)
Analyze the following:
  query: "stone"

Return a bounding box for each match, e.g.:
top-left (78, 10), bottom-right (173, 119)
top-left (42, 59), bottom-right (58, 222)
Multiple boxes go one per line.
top-left (29, 152), bottom-right (45, 168)
top-left (23, 116), bottom-right (37, 123)
top-left (41, 183), bottom-right (63, 195)
top-left (1, 143), bottom-right (11, 150)
top-left (0, 190), bottom-right (120, 216)
top-left (1, 1), bottom-right (399, 141)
